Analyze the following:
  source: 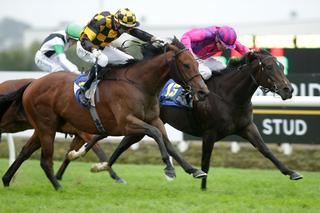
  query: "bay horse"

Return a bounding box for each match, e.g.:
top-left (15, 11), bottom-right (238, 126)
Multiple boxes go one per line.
top-left (0, 79), bottom-right (124, 183)
top-left (94, 50), bottom-right (303, 190)
top-left (2, 38), bottom-right (209, 190)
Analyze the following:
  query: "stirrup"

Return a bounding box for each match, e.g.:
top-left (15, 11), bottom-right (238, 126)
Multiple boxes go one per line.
top-left (79, 89), bottom-right (90, 106)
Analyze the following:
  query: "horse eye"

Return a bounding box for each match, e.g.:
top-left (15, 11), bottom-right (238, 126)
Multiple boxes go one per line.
top-left (183, 64), bottom-right (190, 69)
top-left (266, 65), bottom-right (272, 70)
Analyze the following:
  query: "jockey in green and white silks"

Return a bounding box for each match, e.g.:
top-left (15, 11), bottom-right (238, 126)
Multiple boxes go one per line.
top-left (34, 23), bottom-right (82, 74)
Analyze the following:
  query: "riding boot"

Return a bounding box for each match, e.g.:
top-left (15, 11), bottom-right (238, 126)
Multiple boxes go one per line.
top-left (83, 65), bottom-right (97, 90)
top-left (82, 64), bottom-right (103, 101)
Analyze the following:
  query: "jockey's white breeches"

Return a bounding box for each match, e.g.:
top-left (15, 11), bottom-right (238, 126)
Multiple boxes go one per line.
top-left (198, 57), bottom-right (226, 80)
top-left (34, 51), bottom-right (63, 72)
top-left (76, 41), bottom-right (133, 65)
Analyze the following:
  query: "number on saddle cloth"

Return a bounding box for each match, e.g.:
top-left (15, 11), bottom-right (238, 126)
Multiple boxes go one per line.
top-left (159, 79), bottom-right (193, 109)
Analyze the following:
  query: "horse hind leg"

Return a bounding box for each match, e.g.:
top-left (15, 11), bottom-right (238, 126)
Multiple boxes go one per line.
top-left (107, 135), bottom-right (144, 168)
top-left (2, 132), bottom-right (41, 187)
top-left (56, 135), bottom-right (83, 180)
top-left (57, 134), bottom-right (125, 183)
top-left (39, 132), bottom-right (61, 190)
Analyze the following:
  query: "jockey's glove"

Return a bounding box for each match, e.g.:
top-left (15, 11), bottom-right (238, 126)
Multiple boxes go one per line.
top-left (151, 37), bottom-right (169, 48)
top-left (92, 49), bottom-right (108, 67)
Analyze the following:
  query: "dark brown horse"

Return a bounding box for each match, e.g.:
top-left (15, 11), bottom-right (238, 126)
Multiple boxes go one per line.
top-left (94, 50), bottom-right (303, 190)
top-left (2, 38), bottom-right (209, 190)
top-left (0, 79), bottom-right (124, 183)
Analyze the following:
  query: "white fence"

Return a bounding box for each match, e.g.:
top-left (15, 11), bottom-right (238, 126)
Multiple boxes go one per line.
top-left (1, 71), bottom-right (320, 163)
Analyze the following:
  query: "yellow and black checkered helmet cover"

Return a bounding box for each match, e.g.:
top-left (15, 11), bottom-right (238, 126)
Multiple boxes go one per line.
top-left (114, 8), bottom-right (140, 27)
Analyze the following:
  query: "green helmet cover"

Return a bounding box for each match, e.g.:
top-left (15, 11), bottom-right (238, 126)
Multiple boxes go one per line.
top-left (65, 23), bottom-right (82, 40)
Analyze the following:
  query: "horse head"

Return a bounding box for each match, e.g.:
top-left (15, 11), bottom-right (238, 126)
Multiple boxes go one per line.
top-left (163, 37), bottom-right (209, 101)
top-left (245, 49), bottom-right (293, 100)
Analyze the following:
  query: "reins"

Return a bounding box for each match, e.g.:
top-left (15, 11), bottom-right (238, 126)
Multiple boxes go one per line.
top-left (164, 45), bottom-right (201, 94)
top-left (248, 55), bottom-right (280, 94)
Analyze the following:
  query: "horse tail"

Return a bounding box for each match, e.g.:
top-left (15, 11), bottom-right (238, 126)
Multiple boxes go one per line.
top-left (0, 83), bottom-right (31, 122)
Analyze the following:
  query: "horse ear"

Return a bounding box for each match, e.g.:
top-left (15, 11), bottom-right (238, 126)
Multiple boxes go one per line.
top-left (246, 51), bottom-right (256, 64)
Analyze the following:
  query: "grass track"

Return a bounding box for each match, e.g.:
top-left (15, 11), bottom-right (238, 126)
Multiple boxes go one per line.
top-left (0, 159), bottom-right (319, 213)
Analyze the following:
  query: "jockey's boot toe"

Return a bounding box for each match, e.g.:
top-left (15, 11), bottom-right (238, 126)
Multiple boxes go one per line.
top-left (79, 90), bottom-right (90, 106)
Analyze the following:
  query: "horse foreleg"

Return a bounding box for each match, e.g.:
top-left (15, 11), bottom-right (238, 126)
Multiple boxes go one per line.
top-left (153, 119), bottom-right (206, 179)
top-left (2, 132), bottom-right (41, 187)
top-left (240, 122), bottom-right (303, 180)
top-left (124, 115), bottom-right (175, 180)
top-left (163, 135), bottom-right (207, 179)
top-left (91, 144), bottom-right (126, 184)
top-left (200, 134), bottom-right (215, 191)
top-left (55, 159), bottom-right (70, 180)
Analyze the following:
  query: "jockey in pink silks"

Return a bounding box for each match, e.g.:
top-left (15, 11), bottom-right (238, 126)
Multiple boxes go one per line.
top-left (180, 26), bottom-right (250, 80)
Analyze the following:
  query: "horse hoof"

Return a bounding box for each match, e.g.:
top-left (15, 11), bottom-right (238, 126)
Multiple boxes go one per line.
top-left (164, 169), bottom-right (176, 181)
top-left (54, 184), bottom-right (62, 191)
top-left (115, 178), bottom-right (127, 184)
top-left (193, 170), bottom-right (207, 179)
top-left (290, 172), bottom-right (303, 180)
top-left (2, 176), bottom-right (10, 187)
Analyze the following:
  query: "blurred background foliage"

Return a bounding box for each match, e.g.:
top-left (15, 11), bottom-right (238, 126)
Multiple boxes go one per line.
top-left (0, 42), bottom-right (91, 72)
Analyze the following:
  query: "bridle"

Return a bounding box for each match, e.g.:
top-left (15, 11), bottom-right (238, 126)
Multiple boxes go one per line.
top-left (165, 45), bottom-right (201, 93)
top-left (245, 54), bottom-right (280, 94)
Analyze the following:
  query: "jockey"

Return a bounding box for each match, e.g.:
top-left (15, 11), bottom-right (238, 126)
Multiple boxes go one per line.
top-left (35, 23), bottom-right (82, 74)
top-left (180, 25), bottom-right (250, 80)
top-left (77, 8), bottom-right (159, 99)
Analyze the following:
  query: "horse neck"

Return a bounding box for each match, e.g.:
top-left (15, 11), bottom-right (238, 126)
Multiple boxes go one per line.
top-left (129, 53), bottom-right (172, 95)
top-left (215, 68), bottom-right (259, 105)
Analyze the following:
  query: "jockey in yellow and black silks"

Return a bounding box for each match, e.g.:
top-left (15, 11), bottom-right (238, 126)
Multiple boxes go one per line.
top-left (76, 8), bottom-right (159, 101)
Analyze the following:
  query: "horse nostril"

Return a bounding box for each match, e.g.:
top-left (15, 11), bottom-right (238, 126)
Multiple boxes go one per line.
top-left (283, 87), bottom-right (292, 94)
top-left (290, 87), bottom-right (294, 93)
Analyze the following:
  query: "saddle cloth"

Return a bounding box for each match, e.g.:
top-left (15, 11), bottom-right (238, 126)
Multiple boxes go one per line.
top-left (160, 79), bottom-right (193, 109)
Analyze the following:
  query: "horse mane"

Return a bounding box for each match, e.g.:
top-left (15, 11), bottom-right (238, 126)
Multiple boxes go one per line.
top-left (141, 36), bottom-right (185, 59)
top-left (221, 48), bottom-right (271, 74)
top-left (98, 37), bottom-right (186, 77)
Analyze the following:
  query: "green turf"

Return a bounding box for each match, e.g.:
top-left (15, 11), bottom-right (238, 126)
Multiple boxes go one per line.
top-left (0, 159), bottom-right (319, 213)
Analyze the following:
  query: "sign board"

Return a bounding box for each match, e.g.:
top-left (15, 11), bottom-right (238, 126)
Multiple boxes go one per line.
top-left (184, 73), bottom-right (320, 144)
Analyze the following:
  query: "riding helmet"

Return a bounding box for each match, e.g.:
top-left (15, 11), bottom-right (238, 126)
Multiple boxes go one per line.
top-left (114, 8), bottom-right (140, 27)
top-left (65, 23), bottom-right (82, 40)
top-left (217, 26), bottom-right (237, 49)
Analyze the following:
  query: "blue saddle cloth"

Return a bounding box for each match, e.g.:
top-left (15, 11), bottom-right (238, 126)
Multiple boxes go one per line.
top-left (160, 79), bottom-right (192, 109)
top-left (74, 74), bottom-right (89, 107)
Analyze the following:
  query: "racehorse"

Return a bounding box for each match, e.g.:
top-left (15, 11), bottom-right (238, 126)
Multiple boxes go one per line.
top-left (0, 79), bottom-right (124, 183)
top-left (2, 38), bottom-right (209, 190)
top-left (93, 49), bottom-right (303, 190)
